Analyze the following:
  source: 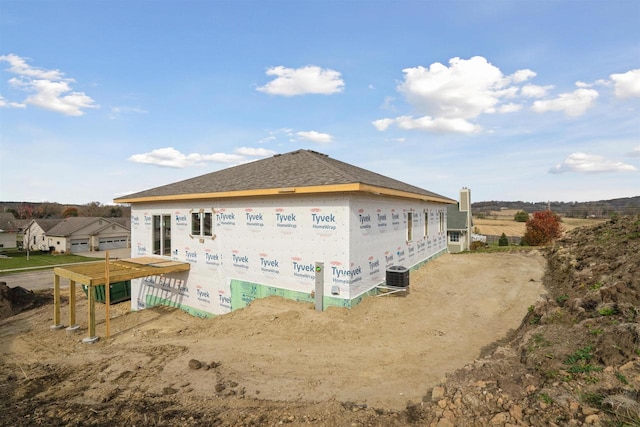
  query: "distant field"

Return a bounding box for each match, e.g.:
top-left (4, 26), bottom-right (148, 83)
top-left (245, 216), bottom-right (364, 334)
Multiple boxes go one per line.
top-left (473, 209), bottom-right (605, 237)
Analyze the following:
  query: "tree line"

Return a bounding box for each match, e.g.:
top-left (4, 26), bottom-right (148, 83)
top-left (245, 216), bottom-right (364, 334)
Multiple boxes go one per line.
top-left (472, 196), bottom-right (640, 218)
top-left (0, 201), bottom-right (130, 219)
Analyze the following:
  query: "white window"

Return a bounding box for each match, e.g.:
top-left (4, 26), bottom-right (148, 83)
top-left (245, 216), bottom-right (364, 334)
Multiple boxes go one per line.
top-left (191, 211), bottom-right (213, 237)
top-left (450, 231), bottom-right (460, 242)
top-left (424, 210), bottom-right (429, 237)
top-left (439, 211), bottom-right (445, 233)
top-left (153, 214), bottom-right (172, 256)
top-left (407, 211), bottom-right (413, 242)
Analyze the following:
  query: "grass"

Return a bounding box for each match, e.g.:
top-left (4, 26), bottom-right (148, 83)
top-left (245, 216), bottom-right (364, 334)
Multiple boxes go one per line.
top-left (564, 346), bottom-right (603, 375)
top-left (0, 249), bottom-right (98, 273)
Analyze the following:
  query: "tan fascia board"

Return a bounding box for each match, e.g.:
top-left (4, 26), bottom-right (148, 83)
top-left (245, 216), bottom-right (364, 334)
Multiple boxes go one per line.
top-left (114, 183), bottom-right (457, 204)
top-left (358, 184), bottom-right (457, 204)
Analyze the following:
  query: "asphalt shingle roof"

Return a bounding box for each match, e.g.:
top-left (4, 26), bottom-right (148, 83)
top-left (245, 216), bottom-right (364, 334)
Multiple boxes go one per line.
top-left (446, 204), bottom-right (472, 230)
top-left (117, 149), bottom-right (454, 203)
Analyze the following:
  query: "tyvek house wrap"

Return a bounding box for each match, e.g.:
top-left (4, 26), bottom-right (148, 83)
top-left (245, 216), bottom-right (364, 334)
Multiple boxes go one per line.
top-left (129, 194), bottom-right (447, 318)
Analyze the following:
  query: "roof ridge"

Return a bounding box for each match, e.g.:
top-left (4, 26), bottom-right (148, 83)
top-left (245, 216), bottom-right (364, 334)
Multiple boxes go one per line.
top-left (300, 149), bottom-right (362, 183)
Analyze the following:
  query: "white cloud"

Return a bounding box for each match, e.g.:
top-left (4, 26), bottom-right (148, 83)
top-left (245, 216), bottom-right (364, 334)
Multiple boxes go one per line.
top-left (531, 88), bottom-right (598, 117)
top-left (509, 69), bottom-right (537, 83)
top-left (610, 69), bottom-right (640, 98)
top-left (109, 106), bottom-right (148, 119)
top-left (0, 53), bottom-right (66, 80)
top-left (0, 93), bottom-right (25, 108)
top-left (375, 56), bottom-right (537, 134)
top-left (372, 118), bottom-right (395, 131)
top-left (397, 56), bottom-right (506, 119)
top-left (296, 130), bottom-right (333, 143)
top-left (256, 65), bottom-right (344, 96)
top-left (628, 145), bottom-right (640, 157)
top-left (234, 146), bottom-right (277, 156)
top-left (549, 152), bottom-right (637, 174)
top-left (128, 146), bottom-right (274, 168)
top-left (0, 54), bottom-right (97, 116)
top-left (521, 84), bottom-right (553, 98)
top-left (498, 103), bottom-right (522, 113)
top-left (396, 115), bottom-right (480, 133)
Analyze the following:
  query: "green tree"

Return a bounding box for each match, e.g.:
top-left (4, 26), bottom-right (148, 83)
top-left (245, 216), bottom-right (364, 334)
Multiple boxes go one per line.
top-left (499, 232), bottom-right (509, 246)
top-left (523, 211), bottom-right (563, 246)
top-left (514, 211), bottom-right (529, 222)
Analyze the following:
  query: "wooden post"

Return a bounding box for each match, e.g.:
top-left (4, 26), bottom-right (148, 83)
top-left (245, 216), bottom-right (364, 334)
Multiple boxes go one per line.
top-left (82, 284), bottom-right (99, 343)
top-left (66, 280), bottom-right (80, 335)
top-left (50, 274), bottom-right (64, 330)
top-left (105, 250), bottom-right (110, 337)
top-left (69, 280), bottom-right (76, 325)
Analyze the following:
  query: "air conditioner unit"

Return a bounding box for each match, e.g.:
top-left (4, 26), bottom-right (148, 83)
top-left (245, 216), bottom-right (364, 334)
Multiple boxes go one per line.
top-left (386, 266), bottom-right (410, 288)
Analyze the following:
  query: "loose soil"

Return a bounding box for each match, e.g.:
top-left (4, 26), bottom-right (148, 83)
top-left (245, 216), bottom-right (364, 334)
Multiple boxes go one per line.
top-left (1, 216), bottom-right (638, 426)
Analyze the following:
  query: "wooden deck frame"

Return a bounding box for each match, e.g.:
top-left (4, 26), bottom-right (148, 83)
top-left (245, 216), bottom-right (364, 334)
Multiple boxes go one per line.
top-left (52, 256), bottom-right (190, 343)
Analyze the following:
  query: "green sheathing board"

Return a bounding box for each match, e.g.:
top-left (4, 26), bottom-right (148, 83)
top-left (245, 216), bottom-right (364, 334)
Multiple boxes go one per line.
top-left (144, 294), bottom-right (216, 319)
top-left (230, 279), bottom-right (377, 310)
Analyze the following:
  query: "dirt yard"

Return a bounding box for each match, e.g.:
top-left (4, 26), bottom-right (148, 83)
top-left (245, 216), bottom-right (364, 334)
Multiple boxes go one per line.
top-left (1, 251), bottom-right (547, 426)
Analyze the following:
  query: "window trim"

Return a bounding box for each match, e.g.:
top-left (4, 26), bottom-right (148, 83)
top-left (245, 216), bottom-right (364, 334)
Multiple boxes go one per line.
top-left (190, 208), bottom-right (215, 240)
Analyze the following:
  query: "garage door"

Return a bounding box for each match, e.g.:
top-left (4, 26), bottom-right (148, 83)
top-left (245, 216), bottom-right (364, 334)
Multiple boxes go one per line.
top-left (70, 239), bottom-right (90, 253)
top-left (98, 237), bottom-right (128, 250)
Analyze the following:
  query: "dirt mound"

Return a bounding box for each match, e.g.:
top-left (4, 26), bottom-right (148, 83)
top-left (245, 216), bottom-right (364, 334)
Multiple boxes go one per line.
top-left (411, 215), bottom-right (640, 426)
top-left (0, 282), bottom-right (52, 320)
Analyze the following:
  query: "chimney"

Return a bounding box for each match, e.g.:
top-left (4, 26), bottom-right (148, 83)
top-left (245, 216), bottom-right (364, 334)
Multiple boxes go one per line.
top-left (460, 187), bottom-right (471, 212)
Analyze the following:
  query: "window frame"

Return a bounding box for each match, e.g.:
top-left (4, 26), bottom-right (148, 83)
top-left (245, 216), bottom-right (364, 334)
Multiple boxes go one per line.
top-left (190, 209), bottom-right (214, 239)
top-left (153, 214), bottom-right (172, 256)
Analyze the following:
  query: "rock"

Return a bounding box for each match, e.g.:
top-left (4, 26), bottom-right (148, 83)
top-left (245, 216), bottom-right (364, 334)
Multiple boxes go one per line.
top-left (490, 412), bottom-right (508, 425)
top-left (584, 414), bottom-right (600, 425)
top-left (188, 359), bottom-right (202, 370)
top-left (431, 386), bottom-right (446, 401)
top-left (436, 418), bottom-right (454, 427)
top-left (582, 406), bottom-right (599, 415)
top-left (509, 404), bottom-right (523, 421)
top-left (568, 401), bottom-right (580, 413)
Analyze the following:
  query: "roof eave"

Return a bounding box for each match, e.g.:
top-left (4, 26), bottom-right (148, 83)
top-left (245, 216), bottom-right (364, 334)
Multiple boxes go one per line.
top-left (115, 183), bottom-right (457, 204)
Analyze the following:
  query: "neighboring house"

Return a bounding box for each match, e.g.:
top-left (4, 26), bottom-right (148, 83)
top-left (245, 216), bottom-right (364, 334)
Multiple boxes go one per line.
top-left (23, 219), bottom-right (63, 251)
top-left (45, 217), bottom-right (130, 253)
top-left (115, 149), bottom-right (456, 318)
top-left (23, 217), bottom-right (131, 253)
top-left (0, 213), bottom-right (20, 249)
top-left (446, 188), bottom-right (473, 253)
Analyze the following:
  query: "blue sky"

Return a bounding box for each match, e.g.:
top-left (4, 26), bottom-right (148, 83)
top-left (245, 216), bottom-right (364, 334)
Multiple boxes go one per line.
top-left (1, 0), bottom-right (639, 205)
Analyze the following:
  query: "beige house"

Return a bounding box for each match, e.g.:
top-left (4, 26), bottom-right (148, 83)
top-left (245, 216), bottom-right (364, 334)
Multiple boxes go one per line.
top-left (23, 219), bottom-right (63, 251)
top-left (446, 188), bottom-right (473, 253)
top-left (23, 217), bottom-right (130, 253)
top-left (0, 213), bottom-right (20, 249)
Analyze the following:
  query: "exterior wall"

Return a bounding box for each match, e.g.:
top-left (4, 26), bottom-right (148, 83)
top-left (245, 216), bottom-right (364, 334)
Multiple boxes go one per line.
top-left (129, 193), bottom-right (449, 317)
top-left (24, 223), bottom-right (48, 251)
top-left (48, 220), bottom-right (130, 253)
top-left (447, 230), bottom-right (468, 253)
top-left (347, 195), bottom-right (448, 299)
top-left (0, 232), bottom-right (17, 249)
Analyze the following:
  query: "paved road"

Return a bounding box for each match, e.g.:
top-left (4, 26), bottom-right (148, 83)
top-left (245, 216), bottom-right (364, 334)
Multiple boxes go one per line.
top-left (0, 270), bottom-right (68, 291)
